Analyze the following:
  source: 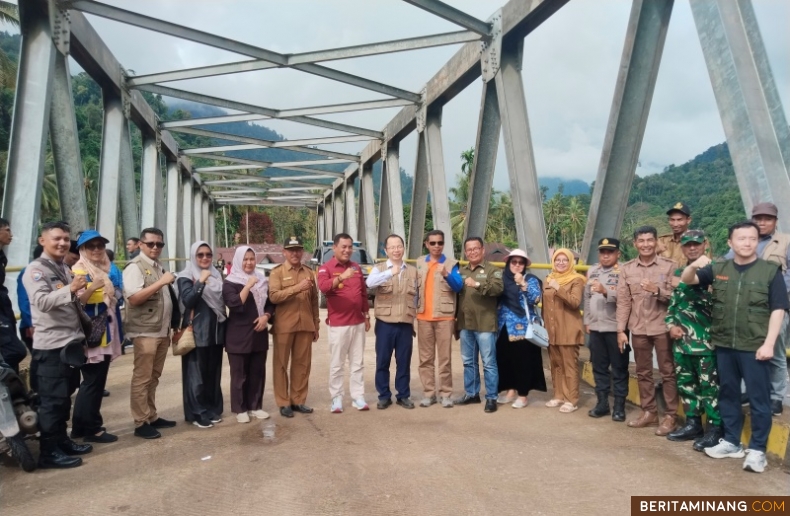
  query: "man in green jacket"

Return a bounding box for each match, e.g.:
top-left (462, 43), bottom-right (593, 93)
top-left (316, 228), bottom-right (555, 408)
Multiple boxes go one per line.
top-left (454, 237), bottom-right (504, 413)
top-left (681, 221), bottom-right (789, 474)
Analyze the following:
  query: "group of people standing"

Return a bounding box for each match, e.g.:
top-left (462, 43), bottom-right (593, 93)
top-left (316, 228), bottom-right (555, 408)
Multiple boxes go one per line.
top-left (2, 198), bottom-right (787, 477)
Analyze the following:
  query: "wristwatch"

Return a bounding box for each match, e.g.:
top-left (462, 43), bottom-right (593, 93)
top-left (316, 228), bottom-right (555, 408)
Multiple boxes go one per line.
top-left (474, 281), bottom-right (480, 288)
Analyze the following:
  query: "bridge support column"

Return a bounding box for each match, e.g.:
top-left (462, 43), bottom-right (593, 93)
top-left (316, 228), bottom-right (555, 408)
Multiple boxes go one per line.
top-left (119, 118), bottom-right (138, 247)
top-left (166, 160), bottom-right (183, 269)
top-left (384, 143), bottom-right (405, 241)
top-left (423, 108), bottom-right (454, 259)
top-left (582, 0), bottom-right (674, 264)
top-left (209, 204), bottom-right (216, 249)
top-left (344, 175), bottom-right (358, 240)
top-left (377, 158), bottom-right (391, 258)
top-left (193, 187), bottom-right (203, 242)
top-left (691, 0), bottom-right (790, 230)
top-left (464, 80), bottom-right (501, 244)
top-left (181, 175), bottom-right (194, 252)
top-left (1, 6), bottom-right (56, 309)
top-left (140, 135), bottom-right (161, 230)
top-left (316, 204), bottom-right (325, 248)
top-left (495, 39), bottom-right (549, 265)
top-left (202, 196), bottom-right (210, 243)
top-left (324, 193), bottom-right (334, 241)
top-left (96, 95), bottom-right (125, 251)
top-left (333, 185), bottom-right (344, 239)
top-left (50, 53), bottom-right (89, 233)
top-left (407, 135), bottom-right (429, 259)
top-left (358, 161), bottom-right (377, 254)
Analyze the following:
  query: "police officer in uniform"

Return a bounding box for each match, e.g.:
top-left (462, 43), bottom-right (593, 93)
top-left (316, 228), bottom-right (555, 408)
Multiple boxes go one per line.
top-left (664, 230), bottom-right (722, 449)
top-left (584, 238), bottom-right (629, 421)
top-left (657, 202), bottom-right (712, 265)
top-left (22, 222), bottom-right (92, 468)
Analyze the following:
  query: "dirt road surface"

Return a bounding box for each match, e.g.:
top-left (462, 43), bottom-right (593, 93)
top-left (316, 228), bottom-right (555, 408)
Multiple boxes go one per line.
top-left (2, 315), bottom-right (787, 515)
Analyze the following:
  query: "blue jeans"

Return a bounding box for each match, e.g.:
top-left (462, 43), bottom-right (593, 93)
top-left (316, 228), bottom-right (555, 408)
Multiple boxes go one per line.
top-left (460, 330), bottom-right (498, 400)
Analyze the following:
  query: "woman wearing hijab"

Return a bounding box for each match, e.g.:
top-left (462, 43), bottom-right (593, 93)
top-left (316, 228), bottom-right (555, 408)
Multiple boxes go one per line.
top-left (543, 248), bottom-right (586, 413)
top-left (71, 230), bottom-right (122, 443)
top-left (176, 241), bottom-right (227, 429)
top-left (222, 246), bottom-right (274, 423)
top-left (496, 249), bottom-right (547, 408)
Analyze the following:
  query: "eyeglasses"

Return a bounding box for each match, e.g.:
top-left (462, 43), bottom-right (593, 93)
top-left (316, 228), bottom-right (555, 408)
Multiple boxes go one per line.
top-left (386, 245), bottom-right (404, 251)
top-left (84, 242), bottom-right (106, 251)
top-left (141, 241), bottom-right (165, 249)
top-left (427, 241), bottom-right (444, 246)
top-left (196, 252), bottom-right (213, 259)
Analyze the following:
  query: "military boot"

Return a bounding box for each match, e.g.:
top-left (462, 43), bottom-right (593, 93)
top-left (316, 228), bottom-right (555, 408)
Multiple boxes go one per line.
top-left (38, 438), bottom-right (83, 469)
top-left (692, 423), bottom-right (723, 452)
top-left (667, 416), bottom-right (703, 441)
top-left (611, 396), bottom-right (626, 422)
top-left (588, 393), bottom-right (610, 418)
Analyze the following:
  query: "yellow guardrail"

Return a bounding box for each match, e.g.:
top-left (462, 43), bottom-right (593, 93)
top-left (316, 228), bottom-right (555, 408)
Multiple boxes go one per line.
top-left (390, 258), bottom-right (590, 272)
top-left (5, 257), bottom-right (188, 273)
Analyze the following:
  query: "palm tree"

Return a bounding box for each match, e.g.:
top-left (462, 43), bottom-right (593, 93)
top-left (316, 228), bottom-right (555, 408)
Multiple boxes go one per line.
top-left (0, 2), bottom-right (18, 89)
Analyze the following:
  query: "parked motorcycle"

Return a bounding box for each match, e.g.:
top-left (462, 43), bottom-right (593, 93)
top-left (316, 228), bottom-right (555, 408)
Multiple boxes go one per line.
top-left (0, 362), bottom-right (37, 472)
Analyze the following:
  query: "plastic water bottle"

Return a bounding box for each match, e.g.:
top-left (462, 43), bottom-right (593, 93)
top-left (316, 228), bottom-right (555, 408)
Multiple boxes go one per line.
top-left (262, 422), bottom-right (275, 440)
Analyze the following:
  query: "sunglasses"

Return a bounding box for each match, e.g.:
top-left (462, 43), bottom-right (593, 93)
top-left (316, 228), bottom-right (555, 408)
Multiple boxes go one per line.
top-left (510, 259), bottom-right (526, 266)
top-left (84, 242), bottom-right (106, 251)
top-left (196, 252), bottom-right (213, 259)
top-left (427, 241), bottom-right (444, 246)
top-left (141, 241), bottom-right (165, 249)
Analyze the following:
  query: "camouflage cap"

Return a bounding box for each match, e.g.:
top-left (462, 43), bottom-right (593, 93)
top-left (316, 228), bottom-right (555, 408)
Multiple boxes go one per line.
top-left (680, 229), bottom-right (705, 246)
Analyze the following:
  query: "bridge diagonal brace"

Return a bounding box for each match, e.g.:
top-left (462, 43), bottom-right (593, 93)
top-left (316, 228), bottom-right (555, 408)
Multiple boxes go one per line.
top-left (480, 10), bottom-right (502, 83)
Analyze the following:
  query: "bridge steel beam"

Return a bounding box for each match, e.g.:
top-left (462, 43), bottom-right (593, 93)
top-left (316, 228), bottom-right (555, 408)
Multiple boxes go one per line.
top-left (384, 143), bottom-right (406, 240)
top-left (96, 95), bottom-right (126, 251)
top-left (118, 118), bottom-right (139, 246)
top-left (333, 185), bottom-right (345, 240)
top-left (193, 188), bottom-right (204, 243)
top-left (181, 176), bottom-right (194, 250)
top-left (358, 161), bottom-right (377, 254)
top-left (202, 197), bottom-right (210, 244)
top-left (324, 193), bottom-right (334, 241)
top-left (495, 40), bottom-right (549, 265)
top-left (344, 175), bottom-right (358, 240)
top-left (402, 0), bottom-right (492, 36)
top-left (377, 159), bottom-right (391, 259)
top-left (581, 0), bottom-right (674, 265)
top-left (463, 80), bottom-right (501, 245)
top-left (423, 108), bottom-right (454, 259)
top-left (50, 53), bottom-right (89, 233)
top-left (166, 160), bottom-right (184, 270)
top-left (407, 134), bottom-right (430, 259)
top-left (691, 0), bottom-right (790, 231)
top-left (316, 205), bottom-right (325, 249)
top-left (1, 2), bottom-right (55, 309)
top-left (139, 135), bottom-right (161, 230)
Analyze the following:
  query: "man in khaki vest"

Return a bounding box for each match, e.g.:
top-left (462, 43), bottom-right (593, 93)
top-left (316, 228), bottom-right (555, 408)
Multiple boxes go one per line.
top-left (414, 230), bottom-right (463, 408)
top-left (726, 202), bottom-right (790, 416)
top-left (123, 227), bottom-right (180, 439)
top-left (366, 235), bottom-right (419, 409)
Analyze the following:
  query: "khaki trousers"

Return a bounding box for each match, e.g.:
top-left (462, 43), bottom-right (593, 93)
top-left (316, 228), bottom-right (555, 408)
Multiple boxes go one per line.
top-left (417, 320), bottom-right (454, 398)
top-left (328, 323), bottom-right (365, 400)
top-left (131, 337), bottom-right (170, 427)
top-left (272, 331), bottom-right (314, 407)
top-left (548, 344), bottom-right (581, 406)
top-left (632, 333), bottom-right (677, 414)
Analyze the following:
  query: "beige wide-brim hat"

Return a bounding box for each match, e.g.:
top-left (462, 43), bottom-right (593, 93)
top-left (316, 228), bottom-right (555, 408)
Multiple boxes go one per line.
top-left (507, 248), bottom-right (531, 267)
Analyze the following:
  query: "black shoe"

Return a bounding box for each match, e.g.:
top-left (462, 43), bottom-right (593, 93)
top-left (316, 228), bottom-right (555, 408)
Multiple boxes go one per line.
top-left (588, 393), bottom-right (611, 418)
top-left (192, 417), bottom-right (214, 429)
top-left (84, 431), bottom-right (118, 443)
top-left (150, 417), bottom-right (176, 429)
top-left (484, 399), bottom-right (497, 413)
top-left (455, 394), bottom-right (481, 405)
top-left (396, 398), bottom-right (415, 409)
top-left (667, 416), bottom-right (703, 442)
top-left (71, 426), bottom-right (105, 439)
top-left (134, 423), bottom-right (161, 439)
top-left (58, 439), bottom-right (93, 456)
top-left (692, 424), bottom-right (723, 452)
top-left (38, 449), bottom-right (83, 469)
top-left (290, 404), bottom-right (314, 414)
top-left (612, 396), bottom-right (626, 422)
top-left (207, 414), bottom-right (223, 423)
top-left (771, 399), bottom-right (783, 416)
top-left (279, 406), bottom-right (294, 418)
top-left (377, 398), bottom-right (393, 410)
top-left (103, 390), bottom-right (110, 397)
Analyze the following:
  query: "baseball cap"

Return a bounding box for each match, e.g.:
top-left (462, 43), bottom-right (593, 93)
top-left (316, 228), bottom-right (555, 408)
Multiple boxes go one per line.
top-left (76, 229), bottom-right (110, 248)
top-left (667, 202), bottom-right (691, 216)
top-left (680, 230), bottom-right (705, 246)
top-left (598, 238), bottom-right (620, 251)
top-left (283, 235), bottom-right (304, 249)
top-left (751, 202), bottom-right (778, 218)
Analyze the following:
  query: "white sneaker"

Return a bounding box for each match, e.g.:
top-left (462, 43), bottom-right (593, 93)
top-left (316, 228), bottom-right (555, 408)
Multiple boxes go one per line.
top-left (420, 397), bottom-right (437, 407)
top-left (352, 397), bottom-right (369, 411)
top-left (441, 396), bottom-right (454, 408)
top-left (236, 412), bottom-right (250, 424)
top-left (331, 396), bottom-right (343, 414)
top-left (512, 397), bottom-right (529, 409)
top-left (704, 439), bottom-right (745, 459)
top-left (249, 410), bottom-right (270, 420)
top-left (742, 449), bottom-right (766, 473)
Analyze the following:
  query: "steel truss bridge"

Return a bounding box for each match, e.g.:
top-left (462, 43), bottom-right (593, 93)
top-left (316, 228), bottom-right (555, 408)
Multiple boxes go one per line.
top-left (2, 0), bottom-right (789, 297)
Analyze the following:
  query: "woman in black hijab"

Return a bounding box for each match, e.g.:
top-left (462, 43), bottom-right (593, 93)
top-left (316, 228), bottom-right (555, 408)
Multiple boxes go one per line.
top-left (495, 249), bottom-right (547, 408)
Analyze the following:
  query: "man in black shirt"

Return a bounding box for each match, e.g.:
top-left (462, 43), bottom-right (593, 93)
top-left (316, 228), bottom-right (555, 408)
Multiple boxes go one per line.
top-left (682, 221), bottom-right (789, 474)
top-left (0, 218), bottom-right (27, 373)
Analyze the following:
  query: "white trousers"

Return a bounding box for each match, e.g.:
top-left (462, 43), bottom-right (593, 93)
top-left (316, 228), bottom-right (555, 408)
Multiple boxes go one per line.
top-left (328, 323), bottom-right (366, 400)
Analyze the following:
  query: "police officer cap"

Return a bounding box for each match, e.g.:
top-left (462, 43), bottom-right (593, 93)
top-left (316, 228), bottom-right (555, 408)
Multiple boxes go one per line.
top-left (59, 340), bottom-right (86, 369)
top-left (680, 230), bottom-right (705, 246)
top-left (666, 202), bottom-right (691, 216)
top-left (283, 235), bottom-right (304, 249)
top-left (597, 238), bottom-right (620, 251)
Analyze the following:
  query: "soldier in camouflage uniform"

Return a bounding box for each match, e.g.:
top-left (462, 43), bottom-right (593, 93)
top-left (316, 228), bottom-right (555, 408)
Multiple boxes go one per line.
top-left (664, 230), bottom-right (722, 450)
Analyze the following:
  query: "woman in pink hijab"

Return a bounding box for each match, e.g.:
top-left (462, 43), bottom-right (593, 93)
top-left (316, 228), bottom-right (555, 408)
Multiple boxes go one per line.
top-left (222, 246), bottom-right (274, 423)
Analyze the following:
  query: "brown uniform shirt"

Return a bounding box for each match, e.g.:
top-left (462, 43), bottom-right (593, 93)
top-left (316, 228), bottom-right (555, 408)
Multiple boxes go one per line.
top-left (657, 233), bottom-right (712, 265)
top-left (616, 255), bottom-right (677, 336)
top-left (268, 262), bottom-right (319, 334)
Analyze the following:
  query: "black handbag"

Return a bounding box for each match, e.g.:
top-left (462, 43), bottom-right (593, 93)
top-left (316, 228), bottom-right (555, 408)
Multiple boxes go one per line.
top-left (84, 307), bottom-right (108, 348)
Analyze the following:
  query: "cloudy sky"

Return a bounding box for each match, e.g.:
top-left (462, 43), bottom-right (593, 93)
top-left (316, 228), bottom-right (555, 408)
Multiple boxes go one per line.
top-left (22, 1), bottom-right (790, 191)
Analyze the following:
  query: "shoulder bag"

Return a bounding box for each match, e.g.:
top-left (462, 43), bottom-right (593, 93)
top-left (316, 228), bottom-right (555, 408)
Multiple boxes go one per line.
top-left (523, 296), bottom-right (550, 348)
top-left (171, 310), bottom-right (196, 356)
